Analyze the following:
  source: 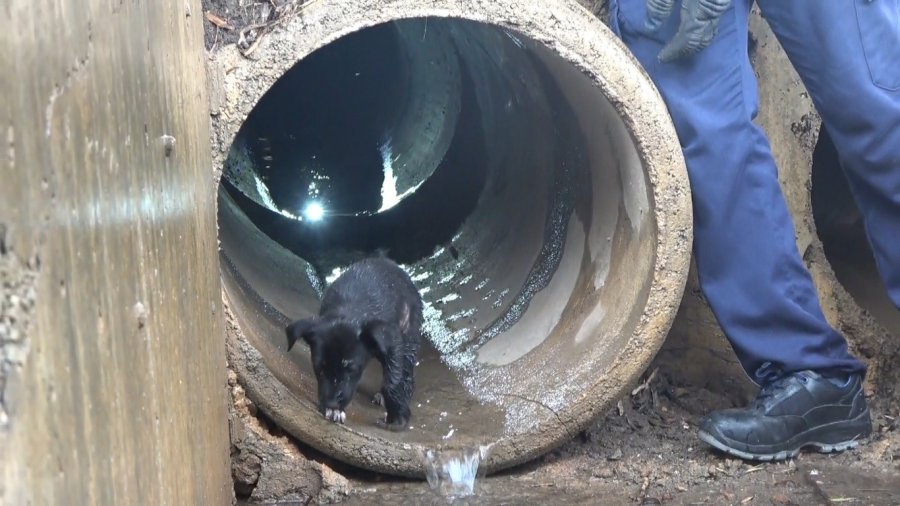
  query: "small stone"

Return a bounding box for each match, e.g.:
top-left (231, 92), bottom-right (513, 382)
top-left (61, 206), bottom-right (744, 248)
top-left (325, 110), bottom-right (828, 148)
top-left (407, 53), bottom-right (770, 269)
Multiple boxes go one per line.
top-left (318, 462), bottom-right (351, 501)
top-left (593, 466), bottom-right (614, 479)
top-left (771, 494), bottom-right (793, 505)
top-left (707, 465), bottom-right (718, 477)
top-left (690, 463), bottom-right (705, 478)
top-left (608, 448), bottom-right (623, 461)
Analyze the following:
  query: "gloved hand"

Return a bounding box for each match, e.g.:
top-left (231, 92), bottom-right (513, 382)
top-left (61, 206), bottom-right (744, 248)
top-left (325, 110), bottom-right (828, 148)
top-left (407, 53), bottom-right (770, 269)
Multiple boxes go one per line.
top-left (644, 0), bottom-right (732, 63)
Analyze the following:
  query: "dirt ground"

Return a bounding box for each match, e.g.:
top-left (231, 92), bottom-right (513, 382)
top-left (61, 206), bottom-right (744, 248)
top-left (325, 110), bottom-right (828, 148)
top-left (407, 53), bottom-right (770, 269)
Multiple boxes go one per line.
top-left (200, 0), bottom-right (317, 54)
top-left (231, 362), bottom-right (899, 505)
top-left (329, 366), bottom-right (900, 505)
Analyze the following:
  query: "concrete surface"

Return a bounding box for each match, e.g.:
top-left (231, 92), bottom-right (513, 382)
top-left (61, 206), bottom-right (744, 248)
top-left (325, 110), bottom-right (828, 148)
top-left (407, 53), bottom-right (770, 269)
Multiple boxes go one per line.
top-left (209, 0), bottom-right (693, 478)
top-left (0, 0), bottom-right (232, 504)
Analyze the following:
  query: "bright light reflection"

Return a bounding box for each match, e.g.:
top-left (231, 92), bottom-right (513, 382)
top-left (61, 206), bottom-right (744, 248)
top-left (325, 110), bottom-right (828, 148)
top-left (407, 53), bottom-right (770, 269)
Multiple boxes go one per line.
top-left (303, 201), bottom-right (325, 222)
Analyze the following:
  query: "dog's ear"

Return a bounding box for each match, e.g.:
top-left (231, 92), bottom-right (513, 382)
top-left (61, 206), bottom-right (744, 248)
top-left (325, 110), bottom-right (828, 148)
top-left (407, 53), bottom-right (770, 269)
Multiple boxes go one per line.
top-left (360, 320), bottom-right (397, 361)
top-left (286, 319), bottom-right (318, 351)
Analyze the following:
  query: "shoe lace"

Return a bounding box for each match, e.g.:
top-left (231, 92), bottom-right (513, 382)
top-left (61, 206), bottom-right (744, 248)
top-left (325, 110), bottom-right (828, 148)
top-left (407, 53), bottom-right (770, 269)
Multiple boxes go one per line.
top-left (754, 373), bottom-right (808, 408)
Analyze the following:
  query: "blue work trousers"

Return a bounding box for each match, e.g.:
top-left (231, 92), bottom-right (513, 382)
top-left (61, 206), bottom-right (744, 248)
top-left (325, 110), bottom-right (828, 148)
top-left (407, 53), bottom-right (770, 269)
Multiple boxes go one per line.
top-left (608, 0), bottom-right (900, 382)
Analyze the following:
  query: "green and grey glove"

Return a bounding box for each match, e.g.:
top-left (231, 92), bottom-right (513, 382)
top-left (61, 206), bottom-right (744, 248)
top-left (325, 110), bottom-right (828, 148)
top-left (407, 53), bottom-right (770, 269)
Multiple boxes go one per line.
top-left (645, 0), bottom-right (732, 63)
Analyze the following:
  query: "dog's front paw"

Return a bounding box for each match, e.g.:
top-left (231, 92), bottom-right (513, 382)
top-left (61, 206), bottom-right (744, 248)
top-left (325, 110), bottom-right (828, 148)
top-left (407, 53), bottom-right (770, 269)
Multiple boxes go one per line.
top-left (376, 413), bottom-right (409, 431)
top-left (325, 408), bottom-right (346, 424)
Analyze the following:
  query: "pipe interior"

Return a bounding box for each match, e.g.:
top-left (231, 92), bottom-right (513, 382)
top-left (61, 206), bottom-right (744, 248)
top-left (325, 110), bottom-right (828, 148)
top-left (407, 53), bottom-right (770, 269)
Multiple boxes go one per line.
top-left (217, 17), bottom-right (657, 446)
top-left (811, 126), bottom-right (899, 333)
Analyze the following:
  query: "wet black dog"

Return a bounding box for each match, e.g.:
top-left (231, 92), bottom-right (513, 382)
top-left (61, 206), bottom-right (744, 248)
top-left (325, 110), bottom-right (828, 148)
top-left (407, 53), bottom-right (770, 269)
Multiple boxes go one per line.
top-left (286, 256), bottom-right (424, 431)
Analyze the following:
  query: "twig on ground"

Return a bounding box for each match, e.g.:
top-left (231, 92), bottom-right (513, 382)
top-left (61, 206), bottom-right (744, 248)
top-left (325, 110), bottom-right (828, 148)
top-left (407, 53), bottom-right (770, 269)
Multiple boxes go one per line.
top-left (632, 367), bottom-right (659, 397)
top-left (206, 11), bottom-right (233, 30)
top-left (238, 0), bottom-right (322, 58)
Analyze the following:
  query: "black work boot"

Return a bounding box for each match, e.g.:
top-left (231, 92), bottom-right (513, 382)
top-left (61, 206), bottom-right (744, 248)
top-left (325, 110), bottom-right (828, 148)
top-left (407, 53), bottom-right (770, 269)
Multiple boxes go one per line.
top-left (698, 370), bottom-right (871, 461)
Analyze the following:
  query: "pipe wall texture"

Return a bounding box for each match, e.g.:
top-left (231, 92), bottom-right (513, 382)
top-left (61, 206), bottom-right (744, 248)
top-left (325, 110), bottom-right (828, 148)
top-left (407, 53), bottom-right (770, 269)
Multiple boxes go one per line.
top-left (1, 0), bottom-right (232, 504)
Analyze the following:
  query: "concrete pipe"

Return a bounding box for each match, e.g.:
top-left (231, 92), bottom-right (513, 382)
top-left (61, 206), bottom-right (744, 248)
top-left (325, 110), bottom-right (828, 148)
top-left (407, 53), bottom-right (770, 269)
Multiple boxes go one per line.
top-left (209, 0), bottom-right (692, 477)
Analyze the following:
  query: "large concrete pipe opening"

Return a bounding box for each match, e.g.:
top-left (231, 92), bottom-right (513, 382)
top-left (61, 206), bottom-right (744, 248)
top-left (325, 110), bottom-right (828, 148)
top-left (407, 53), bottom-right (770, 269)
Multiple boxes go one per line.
top-left (811, 126), bottom-right (900, 333)
top-left (212, 0), bottom-right (691, 477)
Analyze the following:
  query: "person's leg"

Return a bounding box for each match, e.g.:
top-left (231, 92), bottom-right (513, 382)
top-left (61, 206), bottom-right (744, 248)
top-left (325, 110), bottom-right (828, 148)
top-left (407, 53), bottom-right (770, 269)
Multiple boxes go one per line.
top-left (756, 0), bottom-right (900, 309)
top-left (606, 0), bottom-right (866, 381)
top-left (606, 0), bottom-right (871, 461)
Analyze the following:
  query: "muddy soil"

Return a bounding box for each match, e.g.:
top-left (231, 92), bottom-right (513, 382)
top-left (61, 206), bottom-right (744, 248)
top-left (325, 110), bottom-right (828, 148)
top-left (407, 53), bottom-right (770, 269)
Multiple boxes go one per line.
top-left (334, 367), bottom-right (900, 505)
top-left (234, 365), bottom-right (899, 505)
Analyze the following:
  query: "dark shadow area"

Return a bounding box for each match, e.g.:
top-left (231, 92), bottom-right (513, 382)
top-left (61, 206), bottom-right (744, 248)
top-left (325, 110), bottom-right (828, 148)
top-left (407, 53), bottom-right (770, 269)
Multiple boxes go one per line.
top-left (221, 22), bottom-right (488, 270)
top-left (811, 125), bottom-right (899, 332)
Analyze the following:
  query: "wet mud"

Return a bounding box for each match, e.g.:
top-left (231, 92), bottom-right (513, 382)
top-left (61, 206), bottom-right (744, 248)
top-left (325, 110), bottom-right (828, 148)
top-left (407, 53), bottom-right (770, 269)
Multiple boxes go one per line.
top-left (232, 366), bottom-right (899, 504)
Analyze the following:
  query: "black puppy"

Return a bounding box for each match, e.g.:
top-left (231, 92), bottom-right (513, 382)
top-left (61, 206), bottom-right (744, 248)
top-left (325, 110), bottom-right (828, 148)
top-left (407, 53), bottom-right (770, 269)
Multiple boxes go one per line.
top-left (286, 256), bottom-right (424, 431)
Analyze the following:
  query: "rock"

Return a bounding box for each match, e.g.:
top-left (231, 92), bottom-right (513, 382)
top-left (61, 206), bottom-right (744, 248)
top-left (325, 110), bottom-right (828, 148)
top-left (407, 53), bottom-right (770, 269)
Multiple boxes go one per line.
top-left (226, 367), bottom-right (349, 504)
top-left (771, 493), bottom-right (796, 505)
top-left (231, 450), bottom-right (262, 497)
top-left (592, 466), bottom-right (615, 479)
top-left (690, 463), bottom-right (706, 478)
top-left (317, 462), bottom-right (351, 503)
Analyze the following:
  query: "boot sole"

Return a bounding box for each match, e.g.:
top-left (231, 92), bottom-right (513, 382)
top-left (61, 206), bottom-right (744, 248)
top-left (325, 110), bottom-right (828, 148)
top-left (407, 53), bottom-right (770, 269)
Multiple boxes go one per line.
top-left (697, 409), bottom-right (871, 462)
